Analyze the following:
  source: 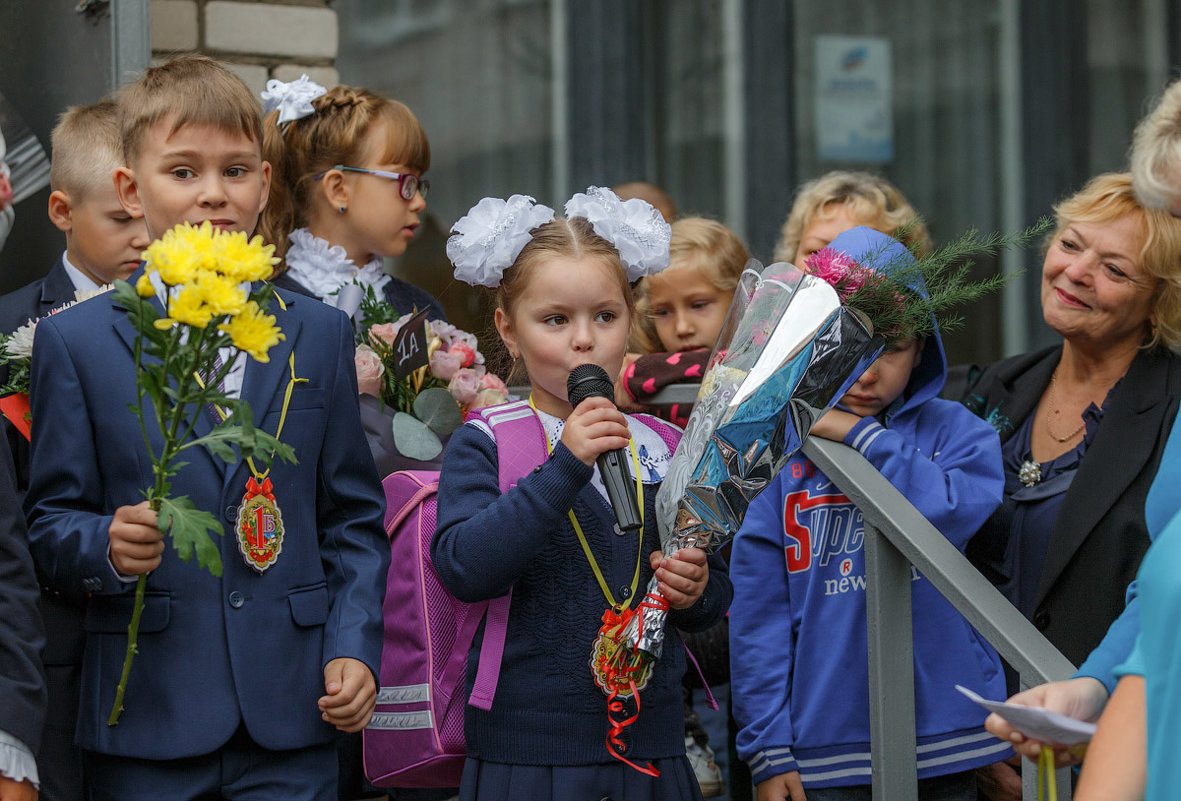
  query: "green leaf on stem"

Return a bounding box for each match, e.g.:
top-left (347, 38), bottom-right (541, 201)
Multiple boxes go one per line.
top-left (157, 495), bottom-right (223, 577)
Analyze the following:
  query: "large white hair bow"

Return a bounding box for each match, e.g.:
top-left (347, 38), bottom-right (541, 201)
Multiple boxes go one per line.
top-left (447, 195), bottom-right (556, 287)
top-left (565, 186), bottom-right (671, 281)
top-left (261, 74), bottom-right (328, 125)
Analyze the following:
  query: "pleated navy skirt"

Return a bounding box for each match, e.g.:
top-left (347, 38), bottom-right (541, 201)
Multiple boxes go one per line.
top-left (458, 756), bottom-right (705, 801)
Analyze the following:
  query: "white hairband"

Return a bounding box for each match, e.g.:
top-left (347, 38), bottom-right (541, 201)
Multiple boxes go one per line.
top-left (260, 74), bottom-right (328, 125)
top-left (447, 186), bottom-right (671, 288)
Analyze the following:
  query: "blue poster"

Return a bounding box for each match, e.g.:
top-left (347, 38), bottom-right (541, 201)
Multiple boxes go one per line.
top-left (815, 36), bottom-right (894, 163)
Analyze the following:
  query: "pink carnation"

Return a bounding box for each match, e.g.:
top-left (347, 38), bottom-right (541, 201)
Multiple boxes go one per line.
top-left (448, 368), bottom-right (481, 405)
top-left (430, 349), bottom-right (462, 381)
top-left (354, 344), bottom-right (385, 397)
top-left (805, 247), bottom-right (876, 301)
top-left (448, 341), bottom-right (476, 368)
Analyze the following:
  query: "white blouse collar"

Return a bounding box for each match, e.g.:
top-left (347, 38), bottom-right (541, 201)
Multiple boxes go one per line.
top-left (283, 228), bottom-right (391, 307)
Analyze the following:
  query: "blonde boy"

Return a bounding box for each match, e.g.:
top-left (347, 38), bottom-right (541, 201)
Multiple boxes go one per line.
top-left (0, 99), bottom-right (149, 352)
top-left (48, 99), bottom-right (150, 288)
top-left (24, 55), bottom-right (388, 801)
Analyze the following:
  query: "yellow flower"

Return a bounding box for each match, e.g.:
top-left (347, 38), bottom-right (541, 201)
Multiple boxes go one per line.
top-left (143, 223), bottom-right (201, 286)
top-left (192, 270), bottom-right (247, 317)
top-left (213, 231), bottom-right (278, 283)
top-left (136, 273), bottom-right (155, 298)
top-left (154, 285), bottom-right (214, 330)
top-left (218, 301), bottom-right (284, 361)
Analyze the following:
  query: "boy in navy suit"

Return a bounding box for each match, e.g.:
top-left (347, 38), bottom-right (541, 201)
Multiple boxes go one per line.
top-left (0, 97), bottom-right (149, 801)
top-left (23, 55), bottom-right (389, 801)
top-left (0, 98), bottom-right (149, 340)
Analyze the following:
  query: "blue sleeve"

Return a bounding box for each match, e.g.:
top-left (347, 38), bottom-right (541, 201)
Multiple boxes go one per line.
top-left (315, 313), bottom-right (392, 675)
top-left (24, 317), bottom-right (124, 596)
top-left (1075, 581), bottom-right (1140, 694)
top-left (844, 403), bottom-right (1003, 548)
top-left (729, 477), bottom-right (799, 784)
top-left (431, 423), bottom-right (592, 602)
top-left (1113, 634), bottom-right (1145, 679)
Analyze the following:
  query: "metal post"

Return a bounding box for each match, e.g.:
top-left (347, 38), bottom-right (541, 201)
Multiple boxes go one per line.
top-left (721, 0), bottom-right (745, 239)
top-left (998, 0), bottom-right (1027, 357)
top-left (550, 0), bottom-right (569, 203)
top-left (110, 0), bottom-right (151, 88)
top-left (864, 521), bottom-right (917, 799)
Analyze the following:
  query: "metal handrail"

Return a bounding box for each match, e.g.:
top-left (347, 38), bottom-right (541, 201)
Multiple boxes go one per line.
top-left (633, 383), bottom-right (1078, 799)
top-left (804, 436), bottom-right (1076, 800)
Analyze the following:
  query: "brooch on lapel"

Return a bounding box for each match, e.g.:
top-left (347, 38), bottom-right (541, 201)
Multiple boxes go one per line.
top-left (1018, 459), bottom-right (1042, 487)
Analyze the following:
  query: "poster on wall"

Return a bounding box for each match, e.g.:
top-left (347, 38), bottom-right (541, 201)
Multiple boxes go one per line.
top-left (814, 36), bottom-right (893, 163)
top-left (0, 91), bottom-right (50, 203)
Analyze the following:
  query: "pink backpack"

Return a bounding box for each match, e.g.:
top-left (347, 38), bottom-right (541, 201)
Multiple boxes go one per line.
top-left (362, 400), bottom-right (681, 788)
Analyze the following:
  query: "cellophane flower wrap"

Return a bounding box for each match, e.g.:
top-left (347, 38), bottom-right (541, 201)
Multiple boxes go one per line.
top-left (620, 221), bottom-right (1042, 660)
top-left (108, 221), bottom-right (295, 725)
top-left (352, 288), bottom-right (509, 471)
top-left (620, 260), bottom-right (884, 658)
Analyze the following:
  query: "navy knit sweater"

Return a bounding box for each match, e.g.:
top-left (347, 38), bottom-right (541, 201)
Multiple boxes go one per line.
top-left (432, 420), bottom-right (732, 766)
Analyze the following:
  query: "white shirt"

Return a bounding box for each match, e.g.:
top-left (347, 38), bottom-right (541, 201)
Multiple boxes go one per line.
top-left (61, 251), bottom-right (103, 294)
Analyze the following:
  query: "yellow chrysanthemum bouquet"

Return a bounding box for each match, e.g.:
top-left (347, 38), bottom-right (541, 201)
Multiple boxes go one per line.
top-left (108, 222), bottom-right (296, 725)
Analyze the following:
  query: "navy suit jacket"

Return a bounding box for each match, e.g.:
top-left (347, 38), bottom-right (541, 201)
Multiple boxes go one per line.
top-left (24, 280), bottom-right (389, 759)
top-left (0, 259), bottom-right (76, 337)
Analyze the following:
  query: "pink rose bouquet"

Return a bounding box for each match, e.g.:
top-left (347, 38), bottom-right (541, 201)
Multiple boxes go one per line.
top-left (350, 291), bottom-right (511, 465)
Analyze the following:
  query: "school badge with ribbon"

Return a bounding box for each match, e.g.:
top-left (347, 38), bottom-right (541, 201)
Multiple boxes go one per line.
top-left (236, 476), bottom-right (285, 571)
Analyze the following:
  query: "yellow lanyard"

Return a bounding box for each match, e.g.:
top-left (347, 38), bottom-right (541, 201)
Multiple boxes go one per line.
top-left (193, 293), bottom-right (307, 481)
top-left (529, 396), bottom-right (646, 610)
top-left (194, 350), bottom-right (305, 481)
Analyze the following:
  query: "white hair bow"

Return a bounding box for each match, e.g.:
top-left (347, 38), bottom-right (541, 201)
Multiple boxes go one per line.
top-left (447, 195), bottom-right (556, 287)
top-left (261, 74), bottom-right (328, 125)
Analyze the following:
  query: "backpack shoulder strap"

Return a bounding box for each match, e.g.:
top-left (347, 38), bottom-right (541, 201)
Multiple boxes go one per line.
top-left (463, 399), bottom-right (548, 710)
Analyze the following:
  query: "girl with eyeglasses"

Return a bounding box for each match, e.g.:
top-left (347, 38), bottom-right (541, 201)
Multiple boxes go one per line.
top-left (259, 80), bottom-right (447, 321)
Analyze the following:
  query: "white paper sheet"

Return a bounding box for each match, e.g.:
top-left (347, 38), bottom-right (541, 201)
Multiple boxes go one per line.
top-left (956, 684), bottom-right (1096, 745)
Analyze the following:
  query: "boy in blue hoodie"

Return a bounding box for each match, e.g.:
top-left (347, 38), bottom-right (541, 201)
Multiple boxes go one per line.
top-left (729, 227), bottom-right (1009, 801)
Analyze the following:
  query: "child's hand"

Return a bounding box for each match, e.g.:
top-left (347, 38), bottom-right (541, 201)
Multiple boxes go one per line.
top-left (614, 353), bottom-right (643, 412)
top-left (561, 396), bottom-right (631, 466)
top-left (757, 771), bottom-right (807, 801)
top-left (108, 501), bottom-right (163, 577)
top-left (808, 408), bottom-right (861, 443)
top-left (319, 657), bottom-right (377, 732)
top-left (649, 548), bottom-right (708, 609)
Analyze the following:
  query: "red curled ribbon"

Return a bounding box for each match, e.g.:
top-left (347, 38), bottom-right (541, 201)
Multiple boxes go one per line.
top-left (597, 592), bottom-right (673, 777)
top-left (243, 476), bottom-right (275, 501)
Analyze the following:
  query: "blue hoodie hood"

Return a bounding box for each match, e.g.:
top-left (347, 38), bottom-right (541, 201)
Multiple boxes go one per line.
top-left (823, 225), bottom-right (947, 415)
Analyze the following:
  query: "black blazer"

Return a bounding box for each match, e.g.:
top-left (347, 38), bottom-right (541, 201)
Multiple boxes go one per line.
top-left (0, 431), bottom-right (46, 754)
top-left (965, 344), bottom-right (1181, 667)
top-left (0, 260), bottom-right (86, 674)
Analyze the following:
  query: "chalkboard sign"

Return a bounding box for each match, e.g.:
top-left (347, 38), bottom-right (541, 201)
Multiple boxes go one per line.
top-left (392, 308), bottom-right (431, 378)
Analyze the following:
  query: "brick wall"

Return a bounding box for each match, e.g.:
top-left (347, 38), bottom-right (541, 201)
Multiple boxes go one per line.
top-left (150, 0), bottom-right (339, 96)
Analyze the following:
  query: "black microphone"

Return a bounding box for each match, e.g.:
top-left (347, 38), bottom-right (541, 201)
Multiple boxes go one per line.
top-left (566, 364), bottom-right (643, 532)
